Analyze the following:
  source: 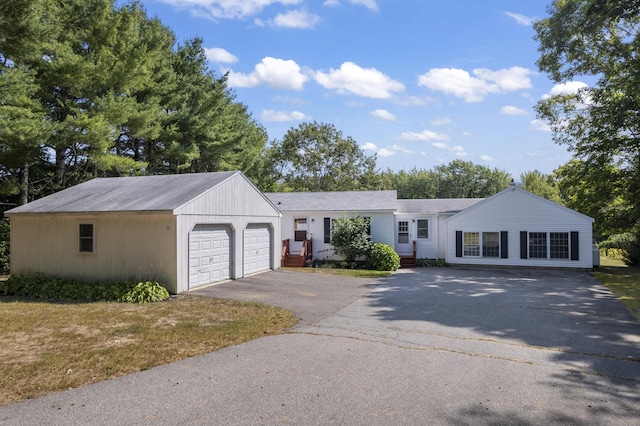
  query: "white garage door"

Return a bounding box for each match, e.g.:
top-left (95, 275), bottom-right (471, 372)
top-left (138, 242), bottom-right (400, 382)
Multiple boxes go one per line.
top-left (244, 224), bottom-right (272, 275)
top-left (189, 224), bottom-right (232, 289)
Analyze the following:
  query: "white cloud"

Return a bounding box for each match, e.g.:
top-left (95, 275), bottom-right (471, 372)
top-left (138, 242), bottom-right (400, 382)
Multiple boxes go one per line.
top-left (418, 66), bottom-right (534, 103)
top-left (204, 47), bottom-right (238, 63)
top-left (315, 62), bottom-right (405, 99)
top-left (377, 148), bottom-right (395, 157)
top-left (432, 142), bottom-right (467, 157)
top-left (323, 0), bottom-right (378, 11)
top-left (541, 81), bottom-right (589, 99)
top-left (271, 9), bottom-right (321, 28)
top-left (481, 155), bottom-right (494, 161)
top-left (361, 142), bottom-right (377, 151)
top-left (261, 109), bottom-right (310, 122)
top-left (370, 109), bottom-right (396, 121)
top-left (157, 0), bottom-right (303, 20)
top-left (504, 11), bottom-right (533, 26)
top-left (400, 129), bottom-right (449, 142)
top-left (228, 57), bottom-right (309, 90)
top-left (501, 105), bottom-right (529, 115)
top-left (461, 131), bottom-right (472, 137)
top-left (391, 144), bottom-right (415, 154)
top-left (430, 117), bottom-right (451, 126)
top-left (530, 119), bottom-right (551, 132)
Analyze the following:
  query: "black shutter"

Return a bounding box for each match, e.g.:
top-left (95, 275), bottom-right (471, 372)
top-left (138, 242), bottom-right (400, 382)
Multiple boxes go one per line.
top-left (324, 218), bottom-right (331, 243)
top-left (456, 231), bottom-right (463, 257)
top-left (571, 231), bottom-right (579, 260)
top-left (500, 231), bottom-right (508, 258)
top-left (520, 231), bottom-right (528, 259)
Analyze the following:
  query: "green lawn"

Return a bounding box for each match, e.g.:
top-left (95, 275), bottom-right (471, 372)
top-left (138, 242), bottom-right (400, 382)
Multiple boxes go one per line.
top-left (591, 256), bottom-right (640, 319)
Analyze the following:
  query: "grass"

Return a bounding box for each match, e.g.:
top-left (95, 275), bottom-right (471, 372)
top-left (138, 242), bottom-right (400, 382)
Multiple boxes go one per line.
top-left (283, 267), bottom-right (392, 279)
top-left (0, 295), bottom-right (296, 407)
top-left (591, 256), bottom-right (640, 319)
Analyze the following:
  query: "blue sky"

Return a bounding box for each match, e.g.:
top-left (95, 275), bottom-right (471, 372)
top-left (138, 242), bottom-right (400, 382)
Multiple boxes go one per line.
top-left (137, 0), bottom-right (583, 179)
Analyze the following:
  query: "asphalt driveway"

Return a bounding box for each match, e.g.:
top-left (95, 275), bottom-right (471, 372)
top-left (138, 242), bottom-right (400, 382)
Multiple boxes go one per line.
top-left (1, 268), bottom-right (638, 425)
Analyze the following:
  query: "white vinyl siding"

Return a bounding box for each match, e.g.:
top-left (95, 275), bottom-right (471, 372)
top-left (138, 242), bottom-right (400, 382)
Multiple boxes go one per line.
top-left (446, 187), bottom-right (593, 268)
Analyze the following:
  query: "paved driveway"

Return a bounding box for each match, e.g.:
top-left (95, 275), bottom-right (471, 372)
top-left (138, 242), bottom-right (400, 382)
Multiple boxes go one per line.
top-left (1, 268), bottom-right (639, 425)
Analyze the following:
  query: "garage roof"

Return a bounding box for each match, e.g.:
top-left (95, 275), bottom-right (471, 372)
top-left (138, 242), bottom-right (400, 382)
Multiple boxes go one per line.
top-left (265, 190), bottom-right (398, 212)
top-left (6, 171), bottom-right (241, 214)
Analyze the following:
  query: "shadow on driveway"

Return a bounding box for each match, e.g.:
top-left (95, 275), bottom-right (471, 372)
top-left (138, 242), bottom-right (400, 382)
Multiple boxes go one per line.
top-left (366, 267), bottom-right (640, 419)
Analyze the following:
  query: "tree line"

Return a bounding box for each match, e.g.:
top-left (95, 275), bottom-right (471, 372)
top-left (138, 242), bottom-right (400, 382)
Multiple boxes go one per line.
top-left (1, 0), bottom-right (638, 264)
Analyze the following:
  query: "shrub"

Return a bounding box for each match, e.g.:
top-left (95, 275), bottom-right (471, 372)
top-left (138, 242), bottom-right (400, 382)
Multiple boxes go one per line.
top-left (1, 274), bottom-right (169, 303)
top-left (367, 243), bottom-right (400, 271)
top-left (0, 218), bottom-right (9, 272)
top-left (117, 281), bottom-right (170, 303)
top-left (415, 258), bottom-right (449, 267)
top-left (330, 215), bottom-right (372, 263)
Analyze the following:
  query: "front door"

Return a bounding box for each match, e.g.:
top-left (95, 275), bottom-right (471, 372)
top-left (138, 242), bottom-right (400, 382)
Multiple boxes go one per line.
top-left (397, 220), bottom-right (411, 254)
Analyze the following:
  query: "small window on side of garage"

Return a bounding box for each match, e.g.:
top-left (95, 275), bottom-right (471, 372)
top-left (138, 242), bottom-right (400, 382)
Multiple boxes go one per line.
top-left (417, 219), bottom-right (429, 239)
top-left (79, 222), bottom-right (96, 253)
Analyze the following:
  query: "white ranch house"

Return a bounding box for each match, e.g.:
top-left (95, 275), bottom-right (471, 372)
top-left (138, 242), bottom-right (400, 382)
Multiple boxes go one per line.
top-left (6, 173), bottom-right (594, 293)
top-left (267, 184), bottom-right (594, 270)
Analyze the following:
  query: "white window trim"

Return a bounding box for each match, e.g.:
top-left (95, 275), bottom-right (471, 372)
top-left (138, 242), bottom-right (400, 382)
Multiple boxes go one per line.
top-left (416, 218), bottom-right (430, 240)
top-left (463, 231), bottom-right (501, 258)
top-left (527, 231), bottom-right (570, 260)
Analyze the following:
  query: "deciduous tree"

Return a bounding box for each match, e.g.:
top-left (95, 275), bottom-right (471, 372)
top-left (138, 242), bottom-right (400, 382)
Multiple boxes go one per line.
top-left (534, 0), bottom-right (640, 263)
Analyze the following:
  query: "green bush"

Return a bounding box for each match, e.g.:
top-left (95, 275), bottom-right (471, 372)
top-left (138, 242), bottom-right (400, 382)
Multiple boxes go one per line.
top-left (330, 215), bottom-right (372, 263)
top-left (415, 258), bottom-right (449, 267)
top-left (0, 218), bottom-right (9, 272)
top-left (117, 281), bottom-right (170, 303)
top-left (367, 243), bottom-right (400, 271)
top-left (1, 274), bottom-right (169, 303)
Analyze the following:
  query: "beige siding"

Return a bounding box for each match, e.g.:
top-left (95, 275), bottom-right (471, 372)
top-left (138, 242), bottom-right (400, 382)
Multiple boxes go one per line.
top-left (10, 213), bottom-right (178, 290)
top-left (445, 188), bottom-right (594, 268)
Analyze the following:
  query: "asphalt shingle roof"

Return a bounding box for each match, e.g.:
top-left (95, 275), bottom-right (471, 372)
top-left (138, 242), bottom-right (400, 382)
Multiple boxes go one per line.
top-left (6, 171), bottom-right (239, 214)
top-left (396, 198), bottom-right (484, 214)
top-left (265, 190), bottom-right (398, 212)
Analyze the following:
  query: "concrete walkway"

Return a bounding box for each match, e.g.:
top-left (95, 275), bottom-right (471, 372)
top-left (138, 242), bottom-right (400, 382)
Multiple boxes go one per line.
top-left (1, 268), bottom-right (638, 425)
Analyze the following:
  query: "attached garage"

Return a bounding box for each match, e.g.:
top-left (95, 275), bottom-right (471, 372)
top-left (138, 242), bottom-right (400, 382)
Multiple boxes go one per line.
top-left (7, 171), bottom-right (282, 294)
top-left (243, 224), bottom-right (272, 275)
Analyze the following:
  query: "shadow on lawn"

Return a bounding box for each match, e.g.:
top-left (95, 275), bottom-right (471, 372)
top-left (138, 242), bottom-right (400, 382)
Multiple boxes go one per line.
top-left (368, 267), bottom-right (640, 422)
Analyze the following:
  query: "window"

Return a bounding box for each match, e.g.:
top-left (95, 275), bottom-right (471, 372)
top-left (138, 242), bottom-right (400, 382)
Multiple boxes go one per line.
top-left (417, 220), bottom-right (429, 239)
top-left (294, 218), bottom-right (307, 242)
top-left (550, 232), bottom-right (569, 259)
top-left (529, 232), bottom-right (547, 258)
top-left (79, 223), bottom-right (95, 253)
top-left (482, 232), bottom-right (499, 257)
top-left (324, 217), bottom-right (331, 243)
top-left (463, 232), bottom-right (480, 256)
top-left (398, 221), bottom-right (409, 244)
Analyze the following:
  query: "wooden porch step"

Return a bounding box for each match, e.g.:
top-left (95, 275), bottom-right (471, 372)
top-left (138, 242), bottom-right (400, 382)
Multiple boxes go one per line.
top-left (400, 256), bottom-right (416, 267)
top-left (283, 255), bottom-right (305, 268)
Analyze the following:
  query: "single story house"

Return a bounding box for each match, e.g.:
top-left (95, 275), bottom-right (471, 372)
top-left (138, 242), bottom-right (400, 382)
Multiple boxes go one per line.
top-left (6, 174), bottom-right (594, 295)
top-left (5, 171), bottom-right (281, 294)
top-left (267, 184), bottom-right (594, 269)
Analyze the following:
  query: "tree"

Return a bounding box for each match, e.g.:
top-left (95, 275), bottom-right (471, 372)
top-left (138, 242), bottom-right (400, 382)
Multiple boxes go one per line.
top-left (432, 160), bottom-right (511, 198)
top-left (266, 122), bottom-right (378, 192)
top-left (519, 170), bottom-right (562, 204)
top-left (330, 215), bottom-right (372, 265)
top-left (534, 0), bottom-right (640, 263)
top-left (1, 0), bottom-right (269, 205)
